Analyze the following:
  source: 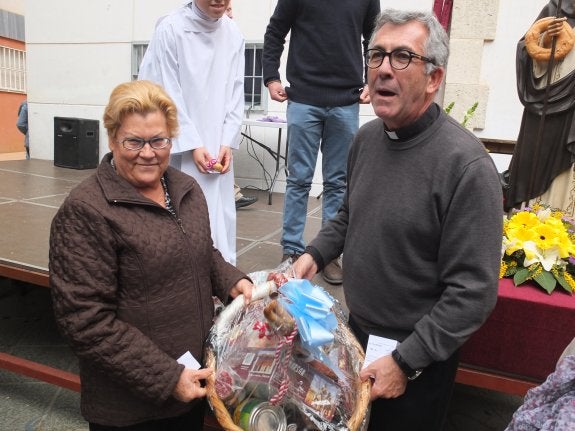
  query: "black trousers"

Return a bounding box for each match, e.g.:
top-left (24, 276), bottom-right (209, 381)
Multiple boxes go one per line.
top-left (349, 315), bottom-right (459, 431)
top-left (89, 400), bottom-right (206, 431)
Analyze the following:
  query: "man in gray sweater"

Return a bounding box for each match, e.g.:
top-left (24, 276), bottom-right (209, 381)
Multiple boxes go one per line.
top-left (294, 9), bottom-right (503, 431)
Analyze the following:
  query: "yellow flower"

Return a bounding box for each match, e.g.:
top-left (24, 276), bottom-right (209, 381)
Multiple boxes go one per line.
top-left (502, 204), bottom-right (575, 294)
top-left (557, 233), bottom-right (575, 258)
top-left (508, 211), bottom-right (539, 231)
top-left (500, 261), bottom-right (507, 278)
top-left (504, 225), bottom-right (537, 254)
top-left (544, 216), bottom-right (565, 231)
top-left (533, 223), bottom-right (561, 250)
top-left (565, 272), bottom-right (575, 292)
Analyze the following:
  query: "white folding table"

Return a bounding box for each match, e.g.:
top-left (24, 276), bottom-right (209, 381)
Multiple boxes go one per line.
top-left (241, 118), bottom-right (288, 204)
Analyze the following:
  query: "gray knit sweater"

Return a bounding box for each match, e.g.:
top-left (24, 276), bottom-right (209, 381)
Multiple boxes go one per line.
top-left (309, 109), bottom-right (503, 370)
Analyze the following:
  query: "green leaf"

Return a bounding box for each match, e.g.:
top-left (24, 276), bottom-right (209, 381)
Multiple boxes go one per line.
top-left (505, 266), bottom-right (518, 276)
top-left (462, 102), bottom-right (478, 128)
top-left (533, 271), bottom-right (556, 294)
top-left (555, 273), bottom-right (574, 294)
top-left (513, 268), bottom-right (531, 285)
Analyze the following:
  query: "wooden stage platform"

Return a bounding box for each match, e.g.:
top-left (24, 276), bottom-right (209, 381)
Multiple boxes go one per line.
top-left (0, 159), bottom-right (546, 408)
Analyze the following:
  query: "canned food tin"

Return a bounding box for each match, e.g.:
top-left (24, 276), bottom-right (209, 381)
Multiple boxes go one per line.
top-left (233, 398), bottom-right (287, 431)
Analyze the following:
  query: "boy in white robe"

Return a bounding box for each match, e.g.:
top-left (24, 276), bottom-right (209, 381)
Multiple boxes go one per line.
top-left (138, 0), bottom-right (245, 264)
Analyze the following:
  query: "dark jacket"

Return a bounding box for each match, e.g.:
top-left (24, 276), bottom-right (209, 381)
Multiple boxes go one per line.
top-left (16, 100), bottom-right (29, 149)
top-left (262, 0), bottom-right (380, 107)
top-left (49, 152), bottom-right (246, 426)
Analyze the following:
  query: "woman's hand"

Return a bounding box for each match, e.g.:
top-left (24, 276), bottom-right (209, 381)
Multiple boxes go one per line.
top-left (172, 367), bottom-right (213, 403)
top-left (229, 278), bottom-right (253, 305)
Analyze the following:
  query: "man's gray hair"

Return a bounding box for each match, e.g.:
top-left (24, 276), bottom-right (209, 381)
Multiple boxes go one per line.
top-left (369, 9), bottom-right (449, 74)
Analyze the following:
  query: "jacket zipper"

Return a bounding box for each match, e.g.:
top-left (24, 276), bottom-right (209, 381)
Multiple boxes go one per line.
top-left (171, 196), bottom-right (206, 343)
top-left (112, 190), bottom-right (206, 341)
top-left (175, 216), bottom-right (186, 234)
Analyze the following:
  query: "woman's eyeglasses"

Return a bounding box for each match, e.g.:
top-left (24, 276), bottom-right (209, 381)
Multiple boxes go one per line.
top-left (118, 137), bottom-right (172, 151)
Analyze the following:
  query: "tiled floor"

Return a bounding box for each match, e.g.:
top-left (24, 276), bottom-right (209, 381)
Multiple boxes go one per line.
top-left (0, 160), bottom-right (524, 430)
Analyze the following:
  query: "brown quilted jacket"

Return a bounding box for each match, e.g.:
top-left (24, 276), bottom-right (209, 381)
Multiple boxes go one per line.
top-left (49, 152), bottom-right (246, 426)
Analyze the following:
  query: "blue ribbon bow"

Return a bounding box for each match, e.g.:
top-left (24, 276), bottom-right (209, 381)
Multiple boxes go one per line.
top-left (279, 279), bottom-right (338, 348)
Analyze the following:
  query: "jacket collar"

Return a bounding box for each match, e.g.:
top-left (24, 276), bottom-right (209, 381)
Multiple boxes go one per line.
top-left (97, 152), bottom-right (196, 209)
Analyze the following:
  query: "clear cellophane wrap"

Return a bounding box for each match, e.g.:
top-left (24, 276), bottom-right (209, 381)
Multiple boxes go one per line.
top-left (205, 262), bottom-right (370, 431)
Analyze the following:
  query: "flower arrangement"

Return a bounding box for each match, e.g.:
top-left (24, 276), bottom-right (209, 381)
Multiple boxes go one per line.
top-left (500, 203), bottom-right (575, 294)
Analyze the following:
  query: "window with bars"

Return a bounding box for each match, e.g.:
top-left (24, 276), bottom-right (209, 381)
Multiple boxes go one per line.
top-left (132, 43), bottom-right (148, 81)
top-left (132, 42), bottom-right (265, 112)
top-left (244, 43), bottom-right (265, 112)
top-left (0, 46), bottom-right (26, 93)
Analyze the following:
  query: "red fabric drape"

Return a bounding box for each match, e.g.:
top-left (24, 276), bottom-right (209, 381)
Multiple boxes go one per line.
top-left (433, 0), bottom-right (453, 32)
top-left (460, 278), bottom-right (575, 381)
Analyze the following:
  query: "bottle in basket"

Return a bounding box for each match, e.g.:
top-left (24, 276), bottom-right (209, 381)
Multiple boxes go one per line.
top-left (233, 398), bottom-right (287, 431)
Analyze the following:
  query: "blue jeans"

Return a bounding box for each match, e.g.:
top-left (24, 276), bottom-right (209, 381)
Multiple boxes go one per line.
top-left (281, 101), bottom-right (359, 255)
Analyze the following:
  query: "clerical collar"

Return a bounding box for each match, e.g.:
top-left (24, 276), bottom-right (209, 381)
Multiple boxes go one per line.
top-left (190, 2), bottom-right (218, 22)
top-left (384, 103), bottom-right (440, 141)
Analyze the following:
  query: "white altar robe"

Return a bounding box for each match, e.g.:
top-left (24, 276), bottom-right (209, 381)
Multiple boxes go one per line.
top-left (138, 3), bottom-right (245, 264)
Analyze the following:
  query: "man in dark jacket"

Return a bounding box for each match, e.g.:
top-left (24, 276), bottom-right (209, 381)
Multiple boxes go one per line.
top-left (262, 0), bottom-right (380, 285)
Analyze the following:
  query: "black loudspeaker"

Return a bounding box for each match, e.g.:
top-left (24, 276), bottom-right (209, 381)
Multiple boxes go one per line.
top-left (54, 117), bottom-right (99, 169)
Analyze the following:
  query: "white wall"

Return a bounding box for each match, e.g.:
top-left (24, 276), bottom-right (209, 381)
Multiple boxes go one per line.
top-left (0, 0), bottom-right (24, 14)
top-left (25, 0), bottom-right (184, 162)
top-left (477, 0), bottom-right (546, 172)
top-left (477, 0), bottom-right (546, 141)
top-left (24, 0), bottom-right (548, 191)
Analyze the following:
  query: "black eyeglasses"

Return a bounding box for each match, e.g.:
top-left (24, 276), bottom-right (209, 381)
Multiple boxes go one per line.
top-left (118, 137), bottom-right (172, 151)
top-left (365, 48), bottom-right (435, 70)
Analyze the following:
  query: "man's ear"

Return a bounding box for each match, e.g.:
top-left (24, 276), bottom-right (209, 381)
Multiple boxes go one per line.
top-left (427, 66), bottom-right (445, 94)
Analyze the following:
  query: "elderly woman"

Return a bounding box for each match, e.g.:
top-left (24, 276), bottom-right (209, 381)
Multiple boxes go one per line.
top-left (49, 80), bottom-right (252, 431)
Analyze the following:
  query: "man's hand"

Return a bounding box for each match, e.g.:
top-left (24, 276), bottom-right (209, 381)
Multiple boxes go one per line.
top-left (172, 367), bottom-right (213, 403)
top-left (292, 253), bottom-right (318, 280)
top-left (359, 354), bottom-right (407, 401)
top-left (359, 85), bottom-right (371, 104)
top-left (267, 81), bottom-right (288, 102)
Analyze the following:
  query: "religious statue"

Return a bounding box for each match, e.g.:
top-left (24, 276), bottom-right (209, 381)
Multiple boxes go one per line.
top-left (505, 0), bottom-right (575, 217)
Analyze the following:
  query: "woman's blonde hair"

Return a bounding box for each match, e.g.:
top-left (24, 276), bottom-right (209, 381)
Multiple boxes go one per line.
top-left (103, 80), bottom-right (179, 139)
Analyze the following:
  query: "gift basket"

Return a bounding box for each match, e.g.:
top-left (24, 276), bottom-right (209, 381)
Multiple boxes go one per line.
top-left (205, 267), bottom-right (371, 431)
